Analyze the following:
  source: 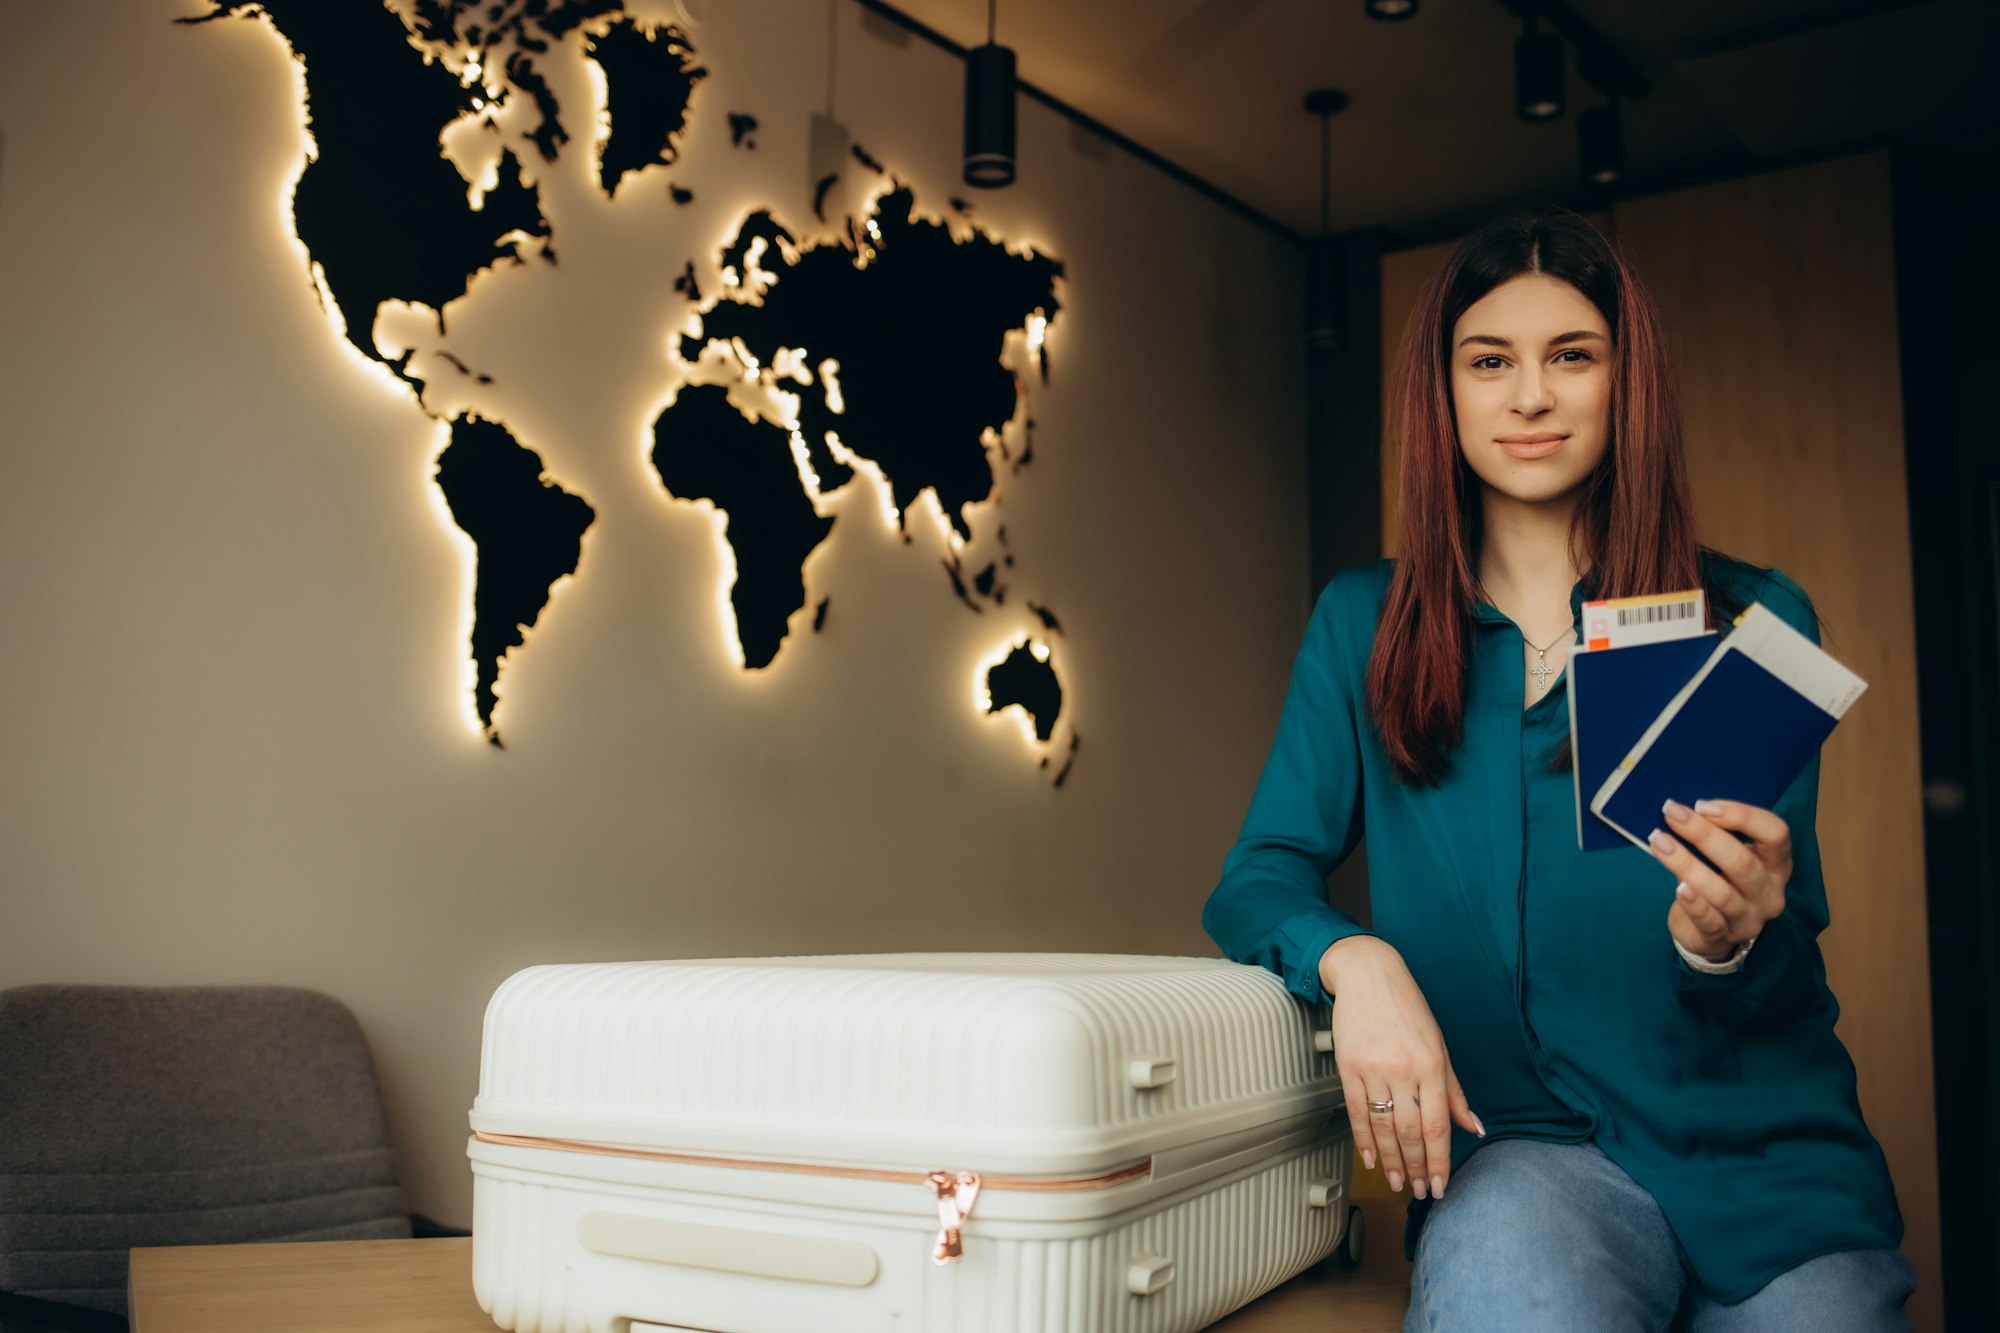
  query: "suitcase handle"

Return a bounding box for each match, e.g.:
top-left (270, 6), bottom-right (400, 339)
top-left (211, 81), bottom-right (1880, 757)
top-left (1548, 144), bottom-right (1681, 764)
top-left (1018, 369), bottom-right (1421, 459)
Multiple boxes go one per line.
top-left (577, 1211), bottom-right (880, 1289)
top-left (1127, 1253), bottom-right (1176, 1296)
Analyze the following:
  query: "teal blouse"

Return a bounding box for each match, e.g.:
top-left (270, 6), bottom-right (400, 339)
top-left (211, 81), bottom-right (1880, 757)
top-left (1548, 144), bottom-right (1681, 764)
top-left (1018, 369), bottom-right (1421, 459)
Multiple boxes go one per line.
top-left (1203, 554), bottom-right (1902, 1302)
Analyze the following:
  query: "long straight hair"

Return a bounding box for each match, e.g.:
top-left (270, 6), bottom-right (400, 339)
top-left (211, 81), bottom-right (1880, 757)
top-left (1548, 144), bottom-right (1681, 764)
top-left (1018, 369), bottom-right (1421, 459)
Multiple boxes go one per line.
top-left (1368, 208), bottom-right (1740, 786)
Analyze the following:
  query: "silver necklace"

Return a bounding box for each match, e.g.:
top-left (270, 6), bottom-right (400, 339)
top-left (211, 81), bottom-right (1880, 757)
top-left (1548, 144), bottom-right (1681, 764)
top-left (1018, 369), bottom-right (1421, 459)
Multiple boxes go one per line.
top-left (1523, 627), bottom-right (1571, 693)
top-left (1480, 578), bottom-right (1574, 693)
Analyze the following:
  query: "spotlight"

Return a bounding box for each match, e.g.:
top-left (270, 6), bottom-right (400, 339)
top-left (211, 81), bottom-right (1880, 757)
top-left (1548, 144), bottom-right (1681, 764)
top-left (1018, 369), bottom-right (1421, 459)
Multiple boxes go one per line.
top-left (964, 2), bottom-right (1015, 188)
top-left (1579, 100), bottom-right (1622, 185)
top-left (1515, 14), bottom-right (1565, 121)
top-left (1364, 0), bottom-right (1418, 18)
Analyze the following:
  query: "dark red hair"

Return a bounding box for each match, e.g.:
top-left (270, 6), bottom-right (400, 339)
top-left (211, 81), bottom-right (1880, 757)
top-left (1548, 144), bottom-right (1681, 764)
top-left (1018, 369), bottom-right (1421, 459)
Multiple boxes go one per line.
top-left (1368, 208), bottom-right (1740, 786)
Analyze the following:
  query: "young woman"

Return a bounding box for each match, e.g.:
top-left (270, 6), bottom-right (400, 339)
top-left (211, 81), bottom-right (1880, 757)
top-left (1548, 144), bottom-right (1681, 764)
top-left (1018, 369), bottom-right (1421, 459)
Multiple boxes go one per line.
top-left (1203, 209), bottom-right (1911, 1330)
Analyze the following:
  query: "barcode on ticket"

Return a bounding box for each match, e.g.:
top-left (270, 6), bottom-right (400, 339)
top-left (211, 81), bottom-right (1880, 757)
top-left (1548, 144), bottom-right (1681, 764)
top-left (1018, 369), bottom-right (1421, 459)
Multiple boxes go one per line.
top-left (1615, 602), bottom-right (1699, 627)
top-left (1582, 590), bottom-right (1707, 650)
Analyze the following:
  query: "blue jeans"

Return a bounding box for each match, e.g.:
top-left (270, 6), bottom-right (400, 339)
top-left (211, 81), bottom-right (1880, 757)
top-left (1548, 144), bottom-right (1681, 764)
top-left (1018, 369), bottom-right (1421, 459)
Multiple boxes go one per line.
top-left (1404, 1138), bottom-right (1914, 1332)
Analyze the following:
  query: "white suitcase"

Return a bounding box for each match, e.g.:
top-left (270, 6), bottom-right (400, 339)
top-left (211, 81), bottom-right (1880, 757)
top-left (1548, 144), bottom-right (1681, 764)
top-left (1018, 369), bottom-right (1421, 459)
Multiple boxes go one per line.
top-left (467, 954), bottom-right (1357, 1333)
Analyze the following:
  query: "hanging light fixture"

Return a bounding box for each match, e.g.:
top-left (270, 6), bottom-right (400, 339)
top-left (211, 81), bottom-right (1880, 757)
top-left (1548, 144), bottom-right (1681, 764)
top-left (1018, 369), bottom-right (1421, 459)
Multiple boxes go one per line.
top-left (1578, 96), bottom-right (1622, 185)
top-left (1303, 88), bottom-right (1348, 352)
top-left (1364, 0), bottom-right (1418, 18)
top-left (809, 0), bottom-right (850, 214)
top-left (964, 0), bottom-right (1016, 188)
top-left (1515, 9), bottom-right (1565, 121)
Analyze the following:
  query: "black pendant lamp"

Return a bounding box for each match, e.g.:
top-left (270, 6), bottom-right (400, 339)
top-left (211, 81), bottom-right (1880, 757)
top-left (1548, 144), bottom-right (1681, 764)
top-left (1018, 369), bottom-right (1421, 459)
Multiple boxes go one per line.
top-left (1515, 10), bottom-right (1565, 121)
top-left (964, 0), bottom-right (1016, 188)
top-left (1304, 89), bottom-right (1348, 352)
top-left (1364, 0), bottom-right (1418, 19)
top-left (1578, 97), bottom-right (1622, 185)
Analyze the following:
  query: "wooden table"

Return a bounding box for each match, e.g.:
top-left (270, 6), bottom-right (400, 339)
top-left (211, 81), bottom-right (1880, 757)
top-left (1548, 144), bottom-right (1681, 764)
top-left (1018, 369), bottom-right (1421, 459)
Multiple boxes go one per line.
top-left (128, 1199), bottom-right (1411, 1332)
top-left (129, 1239), bottom-right (484, 1333)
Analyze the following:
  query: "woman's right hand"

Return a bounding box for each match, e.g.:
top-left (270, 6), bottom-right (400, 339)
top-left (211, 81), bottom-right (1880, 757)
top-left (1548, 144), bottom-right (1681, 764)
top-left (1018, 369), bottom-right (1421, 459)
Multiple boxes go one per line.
top-left (1320, 935), bottom-right (1485, 1201)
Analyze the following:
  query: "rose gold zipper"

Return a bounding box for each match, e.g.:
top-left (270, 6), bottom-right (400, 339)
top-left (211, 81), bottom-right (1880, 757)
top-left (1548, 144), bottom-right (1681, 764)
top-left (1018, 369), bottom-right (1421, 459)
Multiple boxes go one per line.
top-left (473, 1130), bottom-right (1152, 1264)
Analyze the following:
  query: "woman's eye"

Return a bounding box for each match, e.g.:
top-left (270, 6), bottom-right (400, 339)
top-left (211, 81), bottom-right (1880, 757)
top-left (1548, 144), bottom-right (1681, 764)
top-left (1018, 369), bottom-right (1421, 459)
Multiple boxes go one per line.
top-left (1467, 349), bottom-right (1592, 371)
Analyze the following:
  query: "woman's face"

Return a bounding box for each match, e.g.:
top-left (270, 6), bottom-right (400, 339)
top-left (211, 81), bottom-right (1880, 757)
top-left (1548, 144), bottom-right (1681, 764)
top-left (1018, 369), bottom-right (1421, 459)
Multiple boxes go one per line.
top-left (1449, 273), bottom-right (1612, 507)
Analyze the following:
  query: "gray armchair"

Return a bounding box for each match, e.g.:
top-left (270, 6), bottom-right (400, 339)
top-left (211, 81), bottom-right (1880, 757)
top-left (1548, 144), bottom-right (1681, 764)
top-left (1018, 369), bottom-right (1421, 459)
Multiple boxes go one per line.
top-left (0, 985), bottom-right (420, 1331)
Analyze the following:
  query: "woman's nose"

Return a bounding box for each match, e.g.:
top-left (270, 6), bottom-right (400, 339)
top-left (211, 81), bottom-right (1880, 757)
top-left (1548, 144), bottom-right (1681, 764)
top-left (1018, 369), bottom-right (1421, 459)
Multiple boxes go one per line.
top-left (1512, 367), bottom-right (1555, 414)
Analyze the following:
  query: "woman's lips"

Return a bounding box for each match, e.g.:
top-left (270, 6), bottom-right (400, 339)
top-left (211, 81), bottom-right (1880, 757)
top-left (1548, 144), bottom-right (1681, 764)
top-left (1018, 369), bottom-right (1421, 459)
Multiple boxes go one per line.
top-left (1498, 435), bottom-right (1565, 459)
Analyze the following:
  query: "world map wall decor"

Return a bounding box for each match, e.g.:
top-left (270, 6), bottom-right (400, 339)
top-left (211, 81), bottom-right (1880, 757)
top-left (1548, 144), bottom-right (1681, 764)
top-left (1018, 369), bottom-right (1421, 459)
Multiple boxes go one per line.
top-left (181, 0), bottom-right (1079, 785)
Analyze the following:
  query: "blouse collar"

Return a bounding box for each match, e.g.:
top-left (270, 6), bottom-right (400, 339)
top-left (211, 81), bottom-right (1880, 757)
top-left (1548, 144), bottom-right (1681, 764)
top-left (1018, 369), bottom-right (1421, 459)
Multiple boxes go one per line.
top-left (1472, 576), bottom-right (1592, 627)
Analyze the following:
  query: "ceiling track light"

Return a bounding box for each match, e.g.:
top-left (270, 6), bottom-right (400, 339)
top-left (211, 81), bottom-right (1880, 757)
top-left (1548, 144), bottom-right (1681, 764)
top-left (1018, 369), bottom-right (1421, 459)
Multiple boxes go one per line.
top-left (1364, 0), bottom-right (1419, 19)
top-left (964, 0), bottom-right (1016, 188)
top-left (1515, 10), bottom-right (1565, 121)
top-left (1578, 97), bottom-right (1622, 185)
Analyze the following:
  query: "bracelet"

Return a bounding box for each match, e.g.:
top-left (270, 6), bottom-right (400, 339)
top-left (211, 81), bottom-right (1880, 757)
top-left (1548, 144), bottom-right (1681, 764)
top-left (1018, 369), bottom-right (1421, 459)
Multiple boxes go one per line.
top-left (1675, 933), bottom-right (1756, 975)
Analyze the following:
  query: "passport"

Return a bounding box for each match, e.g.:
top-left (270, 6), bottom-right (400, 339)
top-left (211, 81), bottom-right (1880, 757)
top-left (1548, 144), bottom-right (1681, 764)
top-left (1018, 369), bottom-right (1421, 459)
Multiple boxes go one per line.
top-left (1568, 633), bottom-right (1718, 851)
top-left (1588, 603), bottom-right (1868, 852)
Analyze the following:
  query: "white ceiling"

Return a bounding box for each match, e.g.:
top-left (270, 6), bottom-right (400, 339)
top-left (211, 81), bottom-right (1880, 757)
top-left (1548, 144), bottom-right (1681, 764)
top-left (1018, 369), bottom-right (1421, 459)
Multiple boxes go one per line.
top-left (875, 0), bottom-right (1993, 239)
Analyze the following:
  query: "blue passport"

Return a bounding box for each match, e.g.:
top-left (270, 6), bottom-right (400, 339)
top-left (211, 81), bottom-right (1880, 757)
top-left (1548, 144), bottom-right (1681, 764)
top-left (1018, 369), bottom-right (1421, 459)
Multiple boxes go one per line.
top-left (1568, 633), bottom-right (1716, 851)
top-left (1588, 603), bottom-right (1868, 852)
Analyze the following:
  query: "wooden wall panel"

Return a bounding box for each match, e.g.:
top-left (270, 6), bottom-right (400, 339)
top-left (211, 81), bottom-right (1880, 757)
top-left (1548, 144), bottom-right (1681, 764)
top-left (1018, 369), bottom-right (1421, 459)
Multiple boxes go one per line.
top-left (1373, 161), bottom-right (1937, 1327)
top-left (1615, 152), bottom-right (1937, 1329)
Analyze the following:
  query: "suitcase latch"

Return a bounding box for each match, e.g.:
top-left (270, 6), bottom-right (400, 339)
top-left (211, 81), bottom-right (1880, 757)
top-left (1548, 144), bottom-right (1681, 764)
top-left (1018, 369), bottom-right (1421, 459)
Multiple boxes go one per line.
top-left (926, 1170), bottom-right (982, 1264)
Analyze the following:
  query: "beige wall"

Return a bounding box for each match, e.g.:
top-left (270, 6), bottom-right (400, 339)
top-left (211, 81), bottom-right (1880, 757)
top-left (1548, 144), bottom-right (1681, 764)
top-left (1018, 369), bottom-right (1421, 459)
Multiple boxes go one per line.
top-left (1377, 155), bottom-right (1938, 1328)
top-left (0, 3), bottom-right (1308, 1223)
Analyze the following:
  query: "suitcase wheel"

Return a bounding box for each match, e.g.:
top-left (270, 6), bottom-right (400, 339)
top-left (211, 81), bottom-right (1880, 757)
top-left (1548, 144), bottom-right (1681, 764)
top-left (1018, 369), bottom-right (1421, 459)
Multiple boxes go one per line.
top-left (1336, 1204), bottom-right (1365, 1269)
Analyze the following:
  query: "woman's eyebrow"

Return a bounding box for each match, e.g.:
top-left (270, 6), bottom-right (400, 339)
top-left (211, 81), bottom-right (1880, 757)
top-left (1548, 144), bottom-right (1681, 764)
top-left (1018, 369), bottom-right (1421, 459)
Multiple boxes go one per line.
top-left (1456, 330), bottom-right (1608, 350)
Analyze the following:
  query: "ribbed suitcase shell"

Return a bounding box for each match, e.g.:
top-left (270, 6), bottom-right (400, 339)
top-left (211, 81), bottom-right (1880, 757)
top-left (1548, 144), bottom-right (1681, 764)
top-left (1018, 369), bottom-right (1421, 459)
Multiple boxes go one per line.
top-left (469, 953), bottom-right (1350, 1333)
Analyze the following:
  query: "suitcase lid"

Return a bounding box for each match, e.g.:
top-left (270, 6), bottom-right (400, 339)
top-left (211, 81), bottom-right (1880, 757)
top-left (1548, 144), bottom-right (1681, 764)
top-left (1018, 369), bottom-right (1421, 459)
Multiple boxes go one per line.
top-left (470, 954), bottom-right (1342, 1177)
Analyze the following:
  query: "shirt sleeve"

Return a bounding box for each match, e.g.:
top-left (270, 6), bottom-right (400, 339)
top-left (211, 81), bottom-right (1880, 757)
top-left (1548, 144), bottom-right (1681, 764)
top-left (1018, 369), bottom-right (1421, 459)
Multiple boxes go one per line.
top-left (1673, 567), bottom-right (1834, 1027)
top-left (1202, 574), bottom-right (1372, 1005)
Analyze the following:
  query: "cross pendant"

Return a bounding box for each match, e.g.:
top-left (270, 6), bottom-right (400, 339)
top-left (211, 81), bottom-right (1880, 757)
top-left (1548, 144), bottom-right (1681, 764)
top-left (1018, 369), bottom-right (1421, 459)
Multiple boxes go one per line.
top-left (1531, 653), bottom-right (1554, 692)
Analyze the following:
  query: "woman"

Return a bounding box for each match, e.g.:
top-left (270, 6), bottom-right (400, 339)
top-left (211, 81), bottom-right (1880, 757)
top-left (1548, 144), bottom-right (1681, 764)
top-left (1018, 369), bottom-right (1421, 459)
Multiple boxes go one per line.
top-left (1203, 209), bottom-right (1911, 1331)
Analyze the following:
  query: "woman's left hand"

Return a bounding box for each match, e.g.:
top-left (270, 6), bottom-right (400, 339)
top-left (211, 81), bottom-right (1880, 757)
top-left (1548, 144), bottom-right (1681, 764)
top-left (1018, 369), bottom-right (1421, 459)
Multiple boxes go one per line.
top-left (1648, 798), bottom-right (1792, 963)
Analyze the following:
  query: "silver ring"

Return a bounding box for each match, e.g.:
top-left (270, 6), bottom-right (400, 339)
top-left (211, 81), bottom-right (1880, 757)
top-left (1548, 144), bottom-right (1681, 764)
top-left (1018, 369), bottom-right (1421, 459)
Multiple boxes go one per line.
top-left (1368, 1097), bottom-right (1394, 1114)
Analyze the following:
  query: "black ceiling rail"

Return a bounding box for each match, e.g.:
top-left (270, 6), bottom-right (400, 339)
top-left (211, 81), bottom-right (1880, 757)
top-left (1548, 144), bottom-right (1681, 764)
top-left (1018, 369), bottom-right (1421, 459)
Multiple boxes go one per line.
top-left (850, 0), bottom-right (1304, 244)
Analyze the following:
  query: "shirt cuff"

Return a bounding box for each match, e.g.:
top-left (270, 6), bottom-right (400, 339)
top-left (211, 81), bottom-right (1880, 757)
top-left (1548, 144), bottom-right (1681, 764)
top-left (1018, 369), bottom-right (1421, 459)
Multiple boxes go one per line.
top-left (1277, 910), bottom-right (1371, 1005)
top-left (1674, 933), bottom-right (1754, 975)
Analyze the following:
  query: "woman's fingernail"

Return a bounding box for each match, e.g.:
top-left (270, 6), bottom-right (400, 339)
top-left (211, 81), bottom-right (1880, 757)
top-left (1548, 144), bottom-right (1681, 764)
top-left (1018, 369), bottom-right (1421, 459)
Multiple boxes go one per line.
top-left (1472, 1114), bottom-right (1487, 1138)
top-left (1432, 1175), bottom-right (1445, 1199)
top-left (1675, 882), bottom-right (1694, 902)
top-left (1411, 1176), bottom-right (1427, 1200)
top-left (1361, 1149), bottom-right (1375, 1171)
top-left (1648, 828), bottom-right (1675, 854)
top-left (1387, 1170), bottom-right (1404, 1193)
top-left (1695, 799), bottom-right (1725, 817)
top-left (1663, 798), bottom-right (1692, 824)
